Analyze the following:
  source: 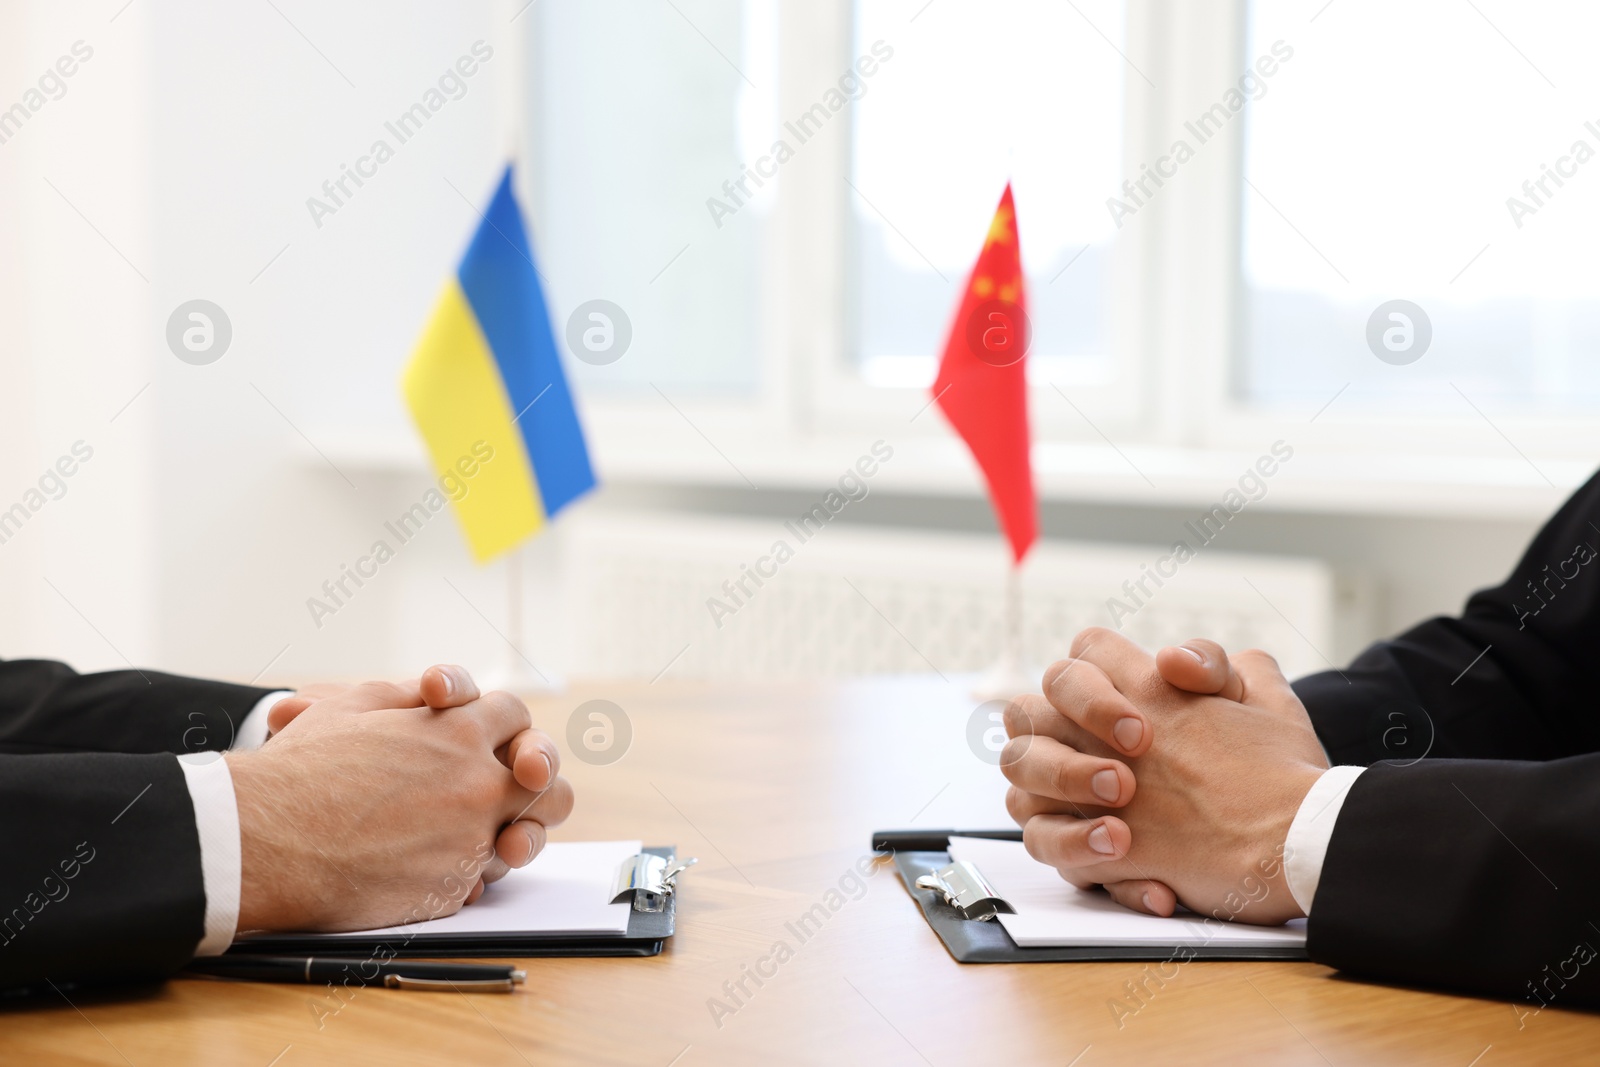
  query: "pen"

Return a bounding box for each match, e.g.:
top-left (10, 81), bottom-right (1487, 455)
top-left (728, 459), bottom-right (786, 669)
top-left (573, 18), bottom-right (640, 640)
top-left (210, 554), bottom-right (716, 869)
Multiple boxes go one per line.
top-left (871, 829), bottom-right (1024, 852)
top-left (184, 956), bottom-right (526, 992)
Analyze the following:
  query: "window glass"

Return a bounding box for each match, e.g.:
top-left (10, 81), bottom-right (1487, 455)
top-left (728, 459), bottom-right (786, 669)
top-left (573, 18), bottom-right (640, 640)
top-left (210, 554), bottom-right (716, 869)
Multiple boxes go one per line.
top-left (1241, 0), bottom-right (1600, 412)
top-left (533, 0), bottom-right (777, 395)
top-left (851, 0), bottom-right (1127, 387)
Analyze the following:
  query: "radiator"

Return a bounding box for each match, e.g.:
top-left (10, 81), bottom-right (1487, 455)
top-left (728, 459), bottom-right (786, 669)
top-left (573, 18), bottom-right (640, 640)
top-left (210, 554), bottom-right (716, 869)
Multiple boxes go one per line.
top-left (564, 510), bottom-right (1360, 684)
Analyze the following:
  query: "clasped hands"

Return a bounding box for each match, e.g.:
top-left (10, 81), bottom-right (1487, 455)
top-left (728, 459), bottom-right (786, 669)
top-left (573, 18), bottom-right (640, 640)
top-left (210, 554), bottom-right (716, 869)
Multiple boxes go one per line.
top-left (225, 665), bottom-right (574, 933)
top-left (1001, 628), bottom-right (1329, 925)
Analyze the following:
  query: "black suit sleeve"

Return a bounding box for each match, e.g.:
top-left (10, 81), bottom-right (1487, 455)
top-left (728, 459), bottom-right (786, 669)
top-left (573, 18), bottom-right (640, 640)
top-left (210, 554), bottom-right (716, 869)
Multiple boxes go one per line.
top-left (0, 752), bottom-right (206, 992)
top-left (1288, 470), bottom-right (1600, 1006)
top-left (0, 661), bottom-right (277, 992)
top-left (1307, 757), bottom-right (1600, 1009)
top-left (0, 658), bottom-right (278, 757)
top-left (1294, 466), bottom-right (1600, 766)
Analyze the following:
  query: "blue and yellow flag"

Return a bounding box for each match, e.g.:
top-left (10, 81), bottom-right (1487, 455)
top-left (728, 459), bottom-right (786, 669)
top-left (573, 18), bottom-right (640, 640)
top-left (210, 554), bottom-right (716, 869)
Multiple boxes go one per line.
top-left (403, 165), bottom-right (596, 562)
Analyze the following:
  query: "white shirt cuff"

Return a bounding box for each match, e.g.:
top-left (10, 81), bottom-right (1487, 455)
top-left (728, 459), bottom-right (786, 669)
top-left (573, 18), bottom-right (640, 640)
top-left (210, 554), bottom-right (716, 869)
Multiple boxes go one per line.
top-left (176, 752), bottom-right (243, 956)
top-left (174, 690), bottom-right (289, 956)
top-left (235, 690), bottom-right (292, 750)
top-left (1283, 764), bottom-right (1366, 917)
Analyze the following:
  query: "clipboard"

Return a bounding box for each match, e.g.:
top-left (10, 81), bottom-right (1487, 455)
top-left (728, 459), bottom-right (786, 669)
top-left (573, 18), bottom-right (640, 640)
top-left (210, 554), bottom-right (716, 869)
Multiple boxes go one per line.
top-left (888, 843), bottom-right (1309, 964)
top-left (231, 846), bottom-right (685, 959)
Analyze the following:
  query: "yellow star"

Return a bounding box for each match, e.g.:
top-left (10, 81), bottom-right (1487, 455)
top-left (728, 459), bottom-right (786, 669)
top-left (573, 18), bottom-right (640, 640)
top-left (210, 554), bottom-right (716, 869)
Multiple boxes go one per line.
top-left (973, 276), bottom-right (995, 297)
top-left (998, 282), bottom-right (1020, 303)
top-left (986, 205), bottom-right (1014, 246)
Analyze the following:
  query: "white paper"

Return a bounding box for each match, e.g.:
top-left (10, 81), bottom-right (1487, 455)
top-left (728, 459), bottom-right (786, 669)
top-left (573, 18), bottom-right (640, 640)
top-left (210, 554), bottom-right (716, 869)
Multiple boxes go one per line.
top-left (246, 840), bottom-right (642, 942)
top-left (947, 836), bottom-right (1306, 949)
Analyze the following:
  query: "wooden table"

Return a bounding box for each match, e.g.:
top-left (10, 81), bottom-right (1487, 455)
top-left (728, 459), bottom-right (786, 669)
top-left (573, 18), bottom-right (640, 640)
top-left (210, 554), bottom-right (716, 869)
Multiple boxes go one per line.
top-left (3, 677), bottom-right (1594, 1065)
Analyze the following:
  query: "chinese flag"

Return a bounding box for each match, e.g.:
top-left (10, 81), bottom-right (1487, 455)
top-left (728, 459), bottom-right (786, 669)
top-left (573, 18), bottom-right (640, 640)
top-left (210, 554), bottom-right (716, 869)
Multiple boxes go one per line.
top-left (933, 183), bottom-right (1037, 564)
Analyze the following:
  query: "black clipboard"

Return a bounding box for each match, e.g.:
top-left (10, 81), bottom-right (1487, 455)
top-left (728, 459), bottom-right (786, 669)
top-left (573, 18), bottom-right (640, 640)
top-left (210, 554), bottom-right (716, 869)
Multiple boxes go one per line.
top-left (892, 849), bottom-right (1309, 964)
top-left (230, 846), bottom-right (679, 959)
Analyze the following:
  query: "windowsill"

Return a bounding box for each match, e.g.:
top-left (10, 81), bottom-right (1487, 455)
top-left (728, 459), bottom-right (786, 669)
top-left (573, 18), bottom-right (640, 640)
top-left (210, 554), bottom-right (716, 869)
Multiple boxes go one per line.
top-left (316, 429), bottom-right (1581, 522)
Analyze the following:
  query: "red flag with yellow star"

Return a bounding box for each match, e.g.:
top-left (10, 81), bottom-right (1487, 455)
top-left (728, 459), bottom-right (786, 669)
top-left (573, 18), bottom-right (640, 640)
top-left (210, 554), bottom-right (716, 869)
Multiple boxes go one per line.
top-left (933, 183), bottom-right (1037, 564)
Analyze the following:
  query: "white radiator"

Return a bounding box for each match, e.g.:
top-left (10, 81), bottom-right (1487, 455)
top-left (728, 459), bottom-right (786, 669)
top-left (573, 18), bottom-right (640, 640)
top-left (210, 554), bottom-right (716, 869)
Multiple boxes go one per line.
top-left (564, 510), bottom-right (1361, 684)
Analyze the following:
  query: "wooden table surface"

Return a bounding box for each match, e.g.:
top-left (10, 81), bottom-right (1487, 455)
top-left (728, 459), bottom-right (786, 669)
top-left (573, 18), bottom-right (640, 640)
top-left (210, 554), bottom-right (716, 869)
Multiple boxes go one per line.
top-left (3, 676), bottom-right (1594, 1066)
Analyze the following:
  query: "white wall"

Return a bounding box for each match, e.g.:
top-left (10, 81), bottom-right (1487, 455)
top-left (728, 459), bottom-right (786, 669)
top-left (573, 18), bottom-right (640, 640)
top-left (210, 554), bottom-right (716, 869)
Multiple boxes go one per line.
top-left (0, 1), bottom-right (156, 671)
top-left (141, 0), bottom-right (513, 683)
top-left (1, 0), bottom-right (574, 686)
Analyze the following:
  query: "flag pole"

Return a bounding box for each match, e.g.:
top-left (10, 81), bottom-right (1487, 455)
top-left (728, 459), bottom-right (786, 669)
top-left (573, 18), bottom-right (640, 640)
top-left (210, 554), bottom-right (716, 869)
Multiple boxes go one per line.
top-left (487, 543), bottom-right (559, 694)
top-left (482, 0), bottom-right (558, 697)
top-left (1006, 564), bottom-right (1021, 674)
top-left (507, 547), bottom-right (525, 677)
top-left (476, 542), bottom-right (558, 694)
top-left (974, 559), bottom-right (1033, 700)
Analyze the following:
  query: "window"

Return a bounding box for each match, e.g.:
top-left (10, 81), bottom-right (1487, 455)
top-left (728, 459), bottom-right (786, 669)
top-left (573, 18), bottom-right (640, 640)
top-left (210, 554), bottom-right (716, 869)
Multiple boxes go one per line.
top-left (527, 0), bottom-right (1600, 496)
top-left (531, 0), bottom-right (778, 397)
top-left (849, 0), bottom-right (1128, 390)
top-left (1240, 0), bottom-right (1600, 413)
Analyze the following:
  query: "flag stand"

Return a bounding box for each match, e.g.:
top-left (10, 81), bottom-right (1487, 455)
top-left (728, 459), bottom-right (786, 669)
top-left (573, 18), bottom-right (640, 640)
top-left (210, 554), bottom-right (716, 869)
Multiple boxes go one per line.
top-left (972, 564), bottom-right (1036, 701)
top-left (480, 547), bottom-right (562, 696)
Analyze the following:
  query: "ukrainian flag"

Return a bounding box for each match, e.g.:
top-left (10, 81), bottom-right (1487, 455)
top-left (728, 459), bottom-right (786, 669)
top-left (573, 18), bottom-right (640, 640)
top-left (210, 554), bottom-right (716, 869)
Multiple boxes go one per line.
top-left (403, 165), bottom-right (595, 561)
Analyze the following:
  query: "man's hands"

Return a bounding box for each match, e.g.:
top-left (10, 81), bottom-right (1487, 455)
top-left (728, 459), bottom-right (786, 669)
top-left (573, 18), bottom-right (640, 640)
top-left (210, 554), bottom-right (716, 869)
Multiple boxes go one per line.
top-left (264, 665), bottom-right (565, 891)
top-left (228, 672), bottom-right (574, 933)
top-left (1001, 629), bottom-right (1328, 925)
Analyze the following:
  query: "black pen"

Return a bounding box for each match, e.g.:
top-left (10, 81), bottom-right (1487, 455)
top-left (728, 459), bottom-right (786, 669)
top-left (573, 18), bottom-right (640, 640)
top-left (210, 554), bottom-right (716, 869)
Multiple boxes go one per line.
top-left (184, 956), bottom-right (526, 992)
top-left (871, 828), bottom-right (1024, 852)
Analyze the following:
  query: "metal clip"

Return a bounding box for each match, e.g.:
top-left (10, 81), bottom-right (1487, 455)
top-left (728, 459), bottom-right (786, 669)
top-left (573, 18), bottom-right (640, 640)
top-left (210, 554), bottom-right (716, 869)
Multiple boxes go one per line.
top-left (914, 860), bottom-right (1015, 921)
top-left (611, 854), bottom-right (698, 913)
